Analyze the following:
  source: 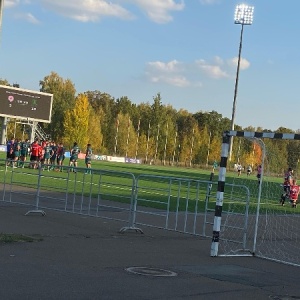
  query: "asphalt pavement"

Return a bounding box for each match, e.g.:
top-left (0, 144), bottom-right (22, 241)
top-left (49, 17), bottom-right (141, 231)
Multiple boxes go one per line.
top-left (0, 202), bottom-right (299, 300)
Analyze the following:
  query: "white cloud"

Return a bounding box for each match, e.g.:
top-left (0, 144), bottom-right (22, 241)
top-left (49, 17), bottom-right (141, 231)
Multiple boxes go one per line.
top-left (196, 59), bottom-right (229, 79)
top-left (14, 12), bottom-right (40, 24)
top-left (227, 57), bottom-right (250, 70)
top-left (40, 0), bottom-right (133, 22)
top-left (146, 56), bottom-right (251, 87)
top-left (148, 60), bottom-right (182, 72)
top-left (127, 0), bottom-right (185, 23)
top-left (5, 0), bottom-right (185, 24)
top-left (150, 74), bottom-right (191, 87)
top-left (213, 56), bottom-right (224, 65)
top-left (4, 0), bottom-right (20, 8)
top-left (146, 60), bottom-right (191, 87)
top-left (199, 0), bottom-right (220, 5)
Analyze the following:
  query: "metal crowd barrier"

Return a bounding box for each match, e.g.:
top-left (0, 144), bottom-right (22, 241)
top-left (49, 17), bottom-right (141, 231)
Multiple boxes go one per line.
top-left (0, 159), bottom-right (237, 237)
top-left (0, 159), bottom-right (136, 226)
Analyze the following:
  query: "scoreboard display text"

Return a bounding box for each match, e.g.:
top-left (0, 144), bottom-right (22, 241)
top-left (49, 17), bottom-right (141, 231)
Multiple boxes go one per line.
top-left (0, 85), bottom-right (53, 123)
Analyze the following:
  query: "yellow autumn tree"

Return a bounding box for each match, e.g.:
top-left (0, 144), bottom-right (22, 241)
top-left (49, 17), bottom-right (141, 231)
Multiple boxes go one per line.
top-left (87, 108), bottom-right (103, 153)
top-left (63, 93), bottom-right (89, 150)
top-left (209, 136), bottom-right (222, 162)
top-left (114, 113), bottom-right (137, 157)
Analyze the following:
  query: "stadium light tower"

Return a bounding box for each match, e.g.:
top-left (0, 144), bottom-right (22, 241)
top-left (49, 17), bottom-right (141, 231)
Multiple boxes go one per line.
top-left (228, 4), bottom-right (254, 162)
top-left (0, 0), bottom-right (6, 145)
top-left (0, 1), bottom-right (3, 30)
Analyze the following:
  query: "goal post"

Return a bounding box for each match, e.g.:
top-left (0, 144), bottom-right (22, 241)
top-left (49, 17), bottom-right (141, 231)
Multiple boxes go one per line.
top-left (211, 130), bottom-right (300, 266)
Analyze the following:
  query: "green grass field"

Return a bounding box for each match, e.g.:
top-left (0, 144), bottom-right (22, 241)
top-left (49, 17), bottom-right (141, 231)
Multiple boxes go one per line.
top-left (0, 152), bottom-right (296, 214)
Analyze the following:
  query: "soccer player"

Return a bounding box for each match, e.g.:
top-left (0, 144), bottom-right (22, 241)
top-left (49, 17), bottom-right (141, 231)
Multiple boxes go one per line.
top-left (289, 180), bottom-right (300, 208)
top-left (69, 142), bottom-right (80, 173)
top-left (237, 164), bottom-right (242, 176)
top-left (246, 165), bottom-right (252, 177)
top-left (85, 143), bottom-right (92, 174)
top-left (6, 137), bottom-right (14, 166)
top-left (49, 142), bottom-right (57, 170)
top-left (280, 167), bottom-right (294, 206)
top-left (12, 138), bottom-right (21, 168)
top-left (30, 139), bottom-right (42, 169)
top-left (43, 141), bottom-right (52, 171)
top-left (19, 139), bottom-right (30, 168)
top-left (56, 143), bottom-right (65, 172)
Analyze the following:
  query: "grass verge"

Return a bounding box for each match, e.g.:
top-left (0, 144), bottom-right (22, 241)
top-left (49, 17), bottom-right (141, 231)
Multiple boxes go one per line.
top-left (0, 233), bottom-right (43, 244)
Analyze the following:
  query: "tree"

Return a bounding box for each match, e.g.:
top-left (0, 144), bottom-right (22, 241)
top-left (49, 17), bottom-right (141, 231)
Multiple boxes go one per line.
top-left (114, 113), bottom-right (137, 157)
top-left (63, 94), bottom-right (89, 149)
top-left (39, 72), bottom-right (76, 140)
top-left (85, 90), bottom-right (117, 154)
top-left (87, 108), bottom-right (103, 153)
top-left (0, 79), bottom-right (10, 86)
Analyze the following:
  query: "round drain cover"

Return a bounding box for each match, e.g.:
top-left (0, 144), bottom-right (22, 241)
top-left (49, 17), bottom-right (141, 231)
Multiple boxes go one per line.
top-left (125, 267), bottom-right (177, 277)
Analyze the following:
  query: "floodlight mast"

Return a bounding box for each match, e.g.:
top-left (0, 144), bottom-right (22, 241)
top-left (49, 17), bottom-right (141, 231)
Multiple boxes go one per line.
top-left (0, 1), bottom-right (3, 32)
top-left (228, 4), bottom-right (254, 163)
top-left (0, 0), bottom-right (6, 145)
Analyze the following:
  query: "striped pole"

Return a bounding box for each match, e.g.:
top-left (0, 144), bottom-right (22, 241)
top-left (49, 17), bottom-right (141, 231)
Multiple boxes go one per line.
top-left (211, 131), bottom-right (230, 256)
top-left (211, 130), bottom-right (300, 257)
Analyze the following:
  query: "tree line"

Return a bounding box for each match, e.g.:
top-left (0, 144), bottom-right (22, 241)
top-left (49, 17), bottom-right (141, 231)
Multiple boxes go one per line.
top-left (1, 72), bottom-right (300, 174)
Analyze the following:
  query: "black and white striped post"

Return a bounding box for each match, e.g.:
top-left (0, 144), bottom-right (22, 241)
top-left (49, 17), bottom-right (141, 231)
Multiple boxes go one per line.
top-left (211, 130), bottom-right (300, 257)
top-left (211, 131), bottom-right (230, 256)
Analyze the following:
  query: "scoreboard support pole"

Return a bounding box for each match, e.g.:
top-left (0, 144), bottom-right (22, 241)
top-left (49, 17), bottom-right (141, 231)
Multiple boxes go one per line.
top-left (0, 116), bottom-right (7, 144)
top-left (29, 121), bottom-right (37, 143)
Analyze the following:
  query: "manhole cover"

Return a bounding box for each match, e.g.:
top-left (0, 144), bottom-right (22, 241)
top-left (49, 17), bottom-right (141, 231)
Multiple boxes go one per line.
top-left (125, 267), bottom-right (177, 277)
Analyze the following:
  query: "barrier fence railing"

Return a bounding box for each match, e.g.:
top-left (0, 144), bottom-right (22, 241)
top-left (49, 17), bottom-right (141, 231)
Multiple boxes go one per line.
top-left (0, 159), bottom-right (136, 225)
top-left (0, 159), bottom-right (250, 249)
top-left (122, 174), bottom-right (250, 242)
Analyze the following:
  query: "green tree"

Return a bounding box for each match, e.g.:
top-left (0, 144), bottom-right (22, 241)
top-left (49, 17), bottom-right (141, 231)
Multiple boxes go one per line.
top-left (85, 90), bottom-right (116, 153)
top-left (0, 79), bottom-right (10, 86)
top-left (39, 72), bottom-right (76, 141)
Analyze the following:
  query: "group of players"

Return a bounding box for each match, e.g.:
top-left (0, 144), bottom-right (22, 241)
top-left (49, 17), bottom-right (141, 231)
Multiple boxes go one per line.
top-left (280, 167), bottom-right (300, 208)
top-left (6, 138), bottom-right (93, 174)
top-left (236, 163), bottom-right (299, 208)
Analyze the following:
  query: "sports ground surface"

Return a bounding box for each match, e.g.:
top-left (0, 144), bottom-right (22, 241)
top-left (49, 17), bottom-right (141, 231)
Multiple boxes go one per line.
top-left (1, 202), bottom-right (300, 300)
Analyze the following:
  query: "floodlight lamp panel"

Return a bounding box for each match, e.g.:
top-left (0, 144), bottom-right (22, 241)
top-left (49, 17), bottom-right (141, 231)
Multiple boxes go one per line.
top-left (234, 4), bottom-right (254, 25)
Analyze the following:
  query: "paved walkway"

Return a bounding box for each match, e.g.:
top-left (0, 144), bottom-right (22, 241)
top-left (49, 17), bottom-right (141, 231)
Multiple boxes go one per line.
top-left (0, 203), bottom-right (299, 300)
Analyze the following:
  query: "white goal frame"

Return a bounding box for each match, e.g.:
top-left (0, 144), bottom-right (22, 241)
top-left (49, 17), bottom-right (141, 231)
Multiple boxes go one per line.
top-left (210, 130), bottom-right (300, 266)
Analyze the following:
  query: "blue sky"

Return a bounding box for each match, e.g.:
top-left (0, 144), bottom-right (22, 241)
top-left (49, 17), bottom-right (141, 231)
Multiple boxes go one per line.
top-left (0, 0), bottom-right (299, 132)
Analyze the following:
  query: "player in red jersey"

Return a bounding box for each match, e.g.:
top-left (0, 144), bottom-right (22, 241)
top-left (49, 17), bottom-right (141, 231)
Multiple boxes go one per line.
top-left (289, 180), bottom-right (300, 208)
top-left (30, 139), bottom-right (42, 169)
